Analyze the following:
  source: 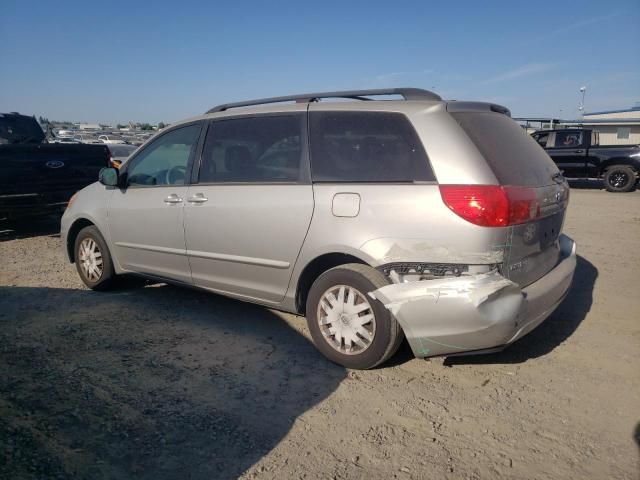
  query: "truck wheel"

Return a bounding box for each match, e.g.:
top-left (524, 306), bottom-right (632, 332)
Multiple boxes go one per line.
top-left (603, 165), bottom-right (637, 192)
top-left (74, 226), bottom-right (115, 290)
top-left (306, 263), bottom-right (403, 369)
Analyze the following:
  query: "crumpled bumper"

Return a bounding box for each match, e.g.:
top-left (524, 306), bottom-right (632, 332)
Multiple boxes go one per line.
top-left (368, 235), bottom-right (577, 358)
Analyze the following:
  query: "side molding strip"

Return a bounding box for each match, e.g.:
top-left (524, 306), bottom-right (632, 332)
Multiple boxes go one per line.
top-left (115, 242), bottom-right (290, 269)
top-left (186, 249), bottom-right (290, 269)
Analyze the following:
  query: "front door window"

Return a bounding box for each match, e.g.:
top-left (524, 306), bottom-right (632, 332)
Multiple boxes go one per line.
top-left (126, 124), bottom-right (201, 186)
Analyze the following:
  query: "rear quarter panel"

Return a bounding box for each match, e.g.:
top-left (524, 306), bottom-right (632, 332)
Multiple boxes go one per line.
top-left (286, 184), bottom-right (510, 307)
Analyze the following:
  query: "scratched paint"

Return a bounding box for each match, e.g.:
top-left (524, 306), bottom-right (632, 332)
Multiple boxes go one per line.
top-left (360, 237), bottom-right (505, 265)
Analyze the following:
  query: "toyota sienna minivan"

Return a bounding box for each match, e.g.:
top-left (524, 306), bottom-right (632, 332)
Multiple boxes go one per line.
top-left (61, 88), bottom-right (576, 369)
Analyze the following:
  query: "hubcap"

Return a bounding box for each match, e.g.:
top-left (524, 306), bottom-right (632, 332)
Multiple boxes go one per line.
top-left (78, 237), bottom-right (103, 282)
top-left (610, 171), bottom-right (629, 188)
top-left (317, 285), bottom-right (376, 355)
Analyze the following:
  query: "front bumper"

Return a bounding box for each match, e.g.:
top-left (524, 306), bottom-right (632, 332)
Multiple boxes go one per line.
top-left (369, 235), bottom-right (577, 358)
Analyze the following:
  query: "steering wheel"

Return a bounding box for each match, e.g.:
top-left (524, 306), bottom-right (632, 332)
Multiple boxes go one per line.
top-left (165, 165), bottom-right (187, 185)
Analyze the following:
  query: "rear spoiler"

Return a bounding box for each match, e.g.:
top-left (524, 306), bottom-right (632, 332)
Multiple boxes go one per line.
top-left (446, 101), bottom-right (511, 117)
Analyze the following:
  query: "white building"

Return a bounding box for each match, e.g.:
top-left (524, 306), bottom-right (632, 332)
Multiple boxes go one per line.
top-left (563, 105), bottom-right (640, 145)
top-left (78, 123), bottom-right (101, 131)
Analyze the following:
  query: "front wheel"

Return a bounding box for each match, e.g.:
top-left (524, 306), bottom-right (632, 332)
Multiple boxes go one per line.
top-left (305, 264), bottom-right (403, 369)
top-left (74, 226), bottom-right (116, 290)
top-left (603, 165), bottom-right (637, 192)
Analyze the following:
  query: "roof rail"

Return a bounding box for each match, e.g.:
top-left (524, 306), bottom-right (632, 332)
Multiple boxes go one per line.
top-left (206, 88), bottom-right (442, 113)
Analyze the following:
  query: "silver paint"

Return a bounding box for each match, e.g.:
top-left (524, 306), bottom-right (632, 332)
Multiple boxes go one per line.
top-left (61, 95), bottom-right (578, 361)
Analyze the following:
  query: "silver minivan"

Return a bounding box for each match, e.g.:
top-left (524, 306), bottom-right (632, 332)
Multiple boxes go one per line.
top-left (61, 88), bottom-right (576, 369)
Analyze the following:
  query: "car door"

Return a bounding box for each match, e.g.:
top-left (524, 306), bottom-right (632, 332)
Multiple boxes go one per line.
top-left (108, 122), bottom-right (203, 284)
top-left (545, 130), bottom-right (587, 178)
top-left (584, 131), bottom-right (601, 177)
top-left (183, 112), bottom-right (314, 303)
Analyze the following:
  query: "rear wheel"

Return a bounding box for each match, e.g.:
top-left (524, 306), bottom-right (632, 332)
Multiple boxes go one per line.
top-left (74, 226), bottom-right (115, 290)
top-left (306, 263), bottom-right (403, 369)
top-left (603, 165), bottom-right (636, 192)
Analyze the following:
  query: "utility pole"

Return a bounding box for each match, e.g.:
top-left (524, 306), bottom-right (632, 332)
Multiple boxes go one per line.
top-left (578, 86), bottom-right (587, 118)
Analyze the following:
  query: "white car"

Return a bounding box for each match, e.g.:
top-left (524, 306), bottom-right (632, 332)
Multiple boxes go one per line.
top-left (98, 135), bottom-right (126, 145)
top-left (50, 136), bottom-right (79, 144)
top-left (74, 134), bottom-right (102, 144)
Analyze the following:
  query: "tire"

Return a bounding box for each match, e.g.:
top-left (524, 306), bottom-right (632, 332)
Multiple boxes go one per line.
top-left (74, 225), bottom-right (116, 290)
top-left (305, 263), bottom-right (403, 369)
top-left (603, 165), bottom-right (637, 192)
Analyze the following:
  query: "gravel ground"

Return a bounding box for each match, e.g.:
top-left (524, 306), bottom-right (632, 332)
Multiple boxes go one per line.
top-left (1, 187), bottom-right (639, 480)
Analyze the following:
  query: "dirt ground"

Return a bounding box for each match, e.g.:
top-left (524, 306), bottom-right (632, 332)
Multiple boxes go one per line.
top-left (1, 186), bottom-right (639, 480)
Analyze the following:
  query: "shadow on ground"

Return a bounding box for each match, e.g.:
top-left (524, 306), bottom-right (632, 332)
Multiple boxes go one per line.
top-left (0, 215), bottom-right (61, 242)
top-left (0, 284), bottom-right (345, 479)
top-left (567, 179), bottom-right (605, 191)
top-left (444, 255), bottom-right (597, 366)
top-left (567, 179), bottom-right (638, 192)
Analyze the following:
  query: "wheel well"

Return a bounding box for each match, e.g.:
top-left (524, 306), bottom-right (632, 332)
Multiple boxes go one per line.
top-left (67, 218), bottom-right (95, 262)
top-left (295, 253), bottom-right (368, 315)
top-left (600, 160), bottom-right (638, 176)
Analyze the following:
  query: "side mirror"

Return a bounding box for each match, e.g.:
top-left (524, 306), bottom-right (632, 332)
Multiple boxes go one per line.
top-left (99, 167), bottom-right (119, 187)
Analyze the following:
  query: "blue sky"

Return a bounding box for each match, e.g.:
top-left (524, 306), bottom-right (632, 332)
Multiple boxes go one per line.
top-left (1, 0), bottom-right (639, 124)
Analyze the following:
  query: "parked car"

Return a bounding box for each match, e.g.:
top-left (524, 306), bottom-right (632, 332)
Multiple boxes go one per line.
top-left (98, 134), bottom-right (126, 145)
top-left (61, 88), bottom-right (576, 369)
top-left (532, 129), bottom-right (640, 192)
top-left (74, 134), bottom-right (102, 144)
top-left (50, 136), bottom-right (80, 144)
top-left (107, 144), bottom-right (138, 168)
top-left (0, 112), bottom-right (111, 219)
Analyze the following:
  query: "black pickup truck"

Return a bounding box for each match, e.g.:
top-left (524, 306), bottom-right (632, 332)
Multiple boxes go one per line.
top-left (532, 128), bottom-right (640, 192)
top-left (0, 113), bottom-right (111, 219)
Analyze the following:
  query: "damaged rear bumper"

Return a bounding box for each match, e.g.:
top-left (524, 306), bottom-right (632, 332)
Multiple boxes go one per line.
top-left (369, 235), bottom-right (577, 358)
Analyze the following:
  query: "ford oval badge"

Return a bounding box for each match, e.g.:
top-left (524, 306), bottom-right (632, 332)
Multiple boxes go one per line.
top-left (45, 160), bottom-right (65, 169)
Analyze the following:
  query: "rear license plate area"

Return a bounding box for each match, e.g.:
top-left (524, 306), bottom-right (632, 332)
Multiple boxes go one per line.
top-left (539, 212), bottom-right (563, 249)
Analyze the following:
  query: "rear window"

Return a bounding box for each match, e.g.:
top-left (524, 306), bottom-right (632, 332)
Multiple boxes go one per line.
top-left (452, 112), bottom-right (558, 187)
top-left (310, 111), bottom-right (435, 182)
top-left (0, 114), bottom-right (45, 144)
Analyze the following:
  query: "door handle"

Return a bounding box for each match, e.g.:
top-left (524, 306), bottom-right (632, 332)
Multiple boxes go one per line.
top-left (164, 194), bottom-right (183, 204)
top-left (574, 149), bottom-right (584, 153)
top-left (187, 193), bottom-right (208, 204)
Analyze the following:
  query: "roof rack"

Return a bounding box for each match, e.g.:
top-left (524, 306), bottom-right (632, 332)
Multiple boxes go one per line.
top-left (206, 88), bottom-right (442, 113)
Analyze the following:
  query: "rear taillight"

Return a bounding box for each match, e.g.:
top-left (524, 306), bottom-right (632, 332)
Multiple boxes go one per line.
top-left (439, 185), bottom-right (540, 227)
